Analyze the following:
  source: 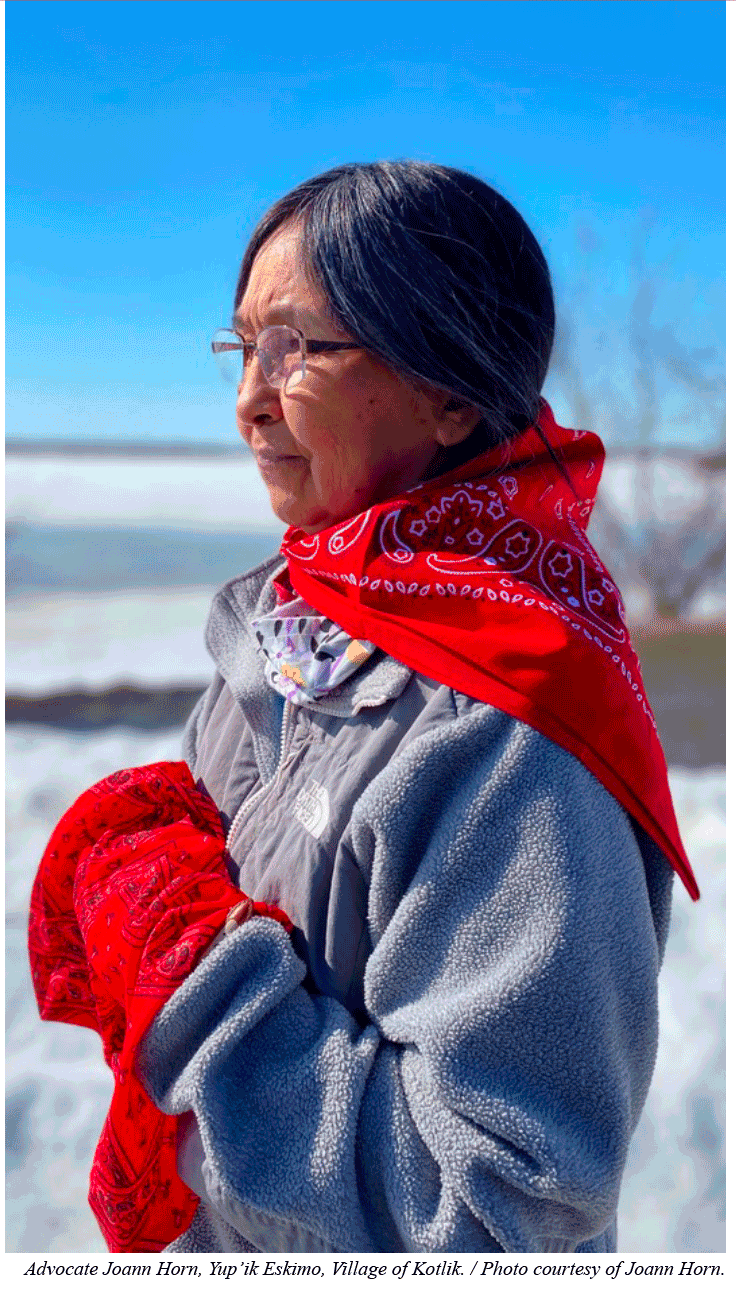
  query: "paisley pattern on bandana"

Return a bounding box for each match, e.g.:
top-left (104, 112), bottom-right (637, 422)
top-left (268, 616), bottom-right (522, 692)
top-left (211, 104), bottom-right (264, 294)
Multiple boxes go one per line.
top-left (252, 596), bottom-right (375, 704)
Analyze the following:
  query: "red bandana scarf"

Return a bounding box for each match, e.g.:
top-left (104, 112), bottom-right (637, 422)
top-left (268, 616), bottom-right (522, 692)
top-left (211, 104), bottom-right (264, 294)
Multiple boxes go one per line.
top-left (29, 762), bottom-right (292, 1252)
top-left (277, 401), bottom-right (697, 901)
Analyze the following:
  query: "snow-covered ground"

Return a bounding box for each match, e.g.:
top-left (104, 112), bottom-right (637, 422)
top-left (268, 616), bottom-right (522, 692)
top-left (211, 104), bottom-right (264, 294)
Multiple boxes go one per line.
top-left (6, 728), bottom-right (725, 1253)
top-left (6, 453), bottom-right (286, 534)
top-left (7, 589), bottom-right (216, 694)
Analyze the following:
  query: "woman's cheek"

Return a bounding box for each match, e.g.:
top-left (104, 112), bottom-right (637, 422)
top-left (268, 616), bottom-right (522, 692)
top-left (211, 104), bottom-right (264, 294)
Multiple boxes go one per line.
top-left (311, 437), bottom-right (361, 502)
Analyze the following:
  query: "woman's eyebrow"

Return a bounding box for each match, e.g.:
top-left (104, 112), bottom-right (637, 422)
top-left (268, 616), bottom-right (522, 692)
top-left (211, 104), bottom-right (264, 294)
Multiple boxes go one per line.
top-left (232, 303), bottom-right (328, 335)
top-left (232, 302), bottom-right (301, 333)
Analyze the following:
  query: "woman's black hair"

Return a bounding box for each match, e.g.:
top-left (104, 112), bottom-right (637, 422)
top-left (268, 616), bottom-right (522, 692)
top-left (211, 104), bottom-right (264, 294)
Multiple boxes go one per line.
top-left (235, 161), bottom-right (556, 475)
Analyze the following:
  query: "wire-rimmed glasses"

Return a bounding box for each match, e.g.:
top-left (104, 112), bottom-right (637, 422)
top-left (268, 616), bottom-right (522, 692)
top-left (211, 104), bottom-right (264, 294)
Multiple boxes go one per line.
top-left (211, 325), bottom-right (361, 392)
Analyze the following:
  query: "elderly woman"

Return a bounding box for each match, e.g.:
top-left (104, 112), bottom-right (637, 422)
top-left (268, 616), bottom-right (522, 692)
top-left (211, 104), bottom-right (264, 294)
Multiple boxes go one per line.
top-left (31, 161), bottom-right (697, 1256)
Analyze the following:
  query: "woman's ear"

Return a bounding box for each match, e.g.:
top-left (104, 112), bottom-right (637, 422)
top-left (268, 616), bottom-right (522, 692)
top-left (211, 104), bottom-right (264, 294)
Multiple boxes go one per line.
top-left (435, 397), bottom-right (482, 447)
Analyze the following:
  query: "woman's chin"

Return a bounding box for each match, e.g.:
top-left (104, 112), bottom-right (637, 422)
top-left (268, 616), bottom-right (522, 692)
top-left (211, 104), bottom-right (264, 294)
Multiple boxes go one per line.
top-left (261, 470), bottom-right (364, 534)
top-left (266, 487), bottom-right (325, 534)
top-left (270, 495), bottom-right (345, 535)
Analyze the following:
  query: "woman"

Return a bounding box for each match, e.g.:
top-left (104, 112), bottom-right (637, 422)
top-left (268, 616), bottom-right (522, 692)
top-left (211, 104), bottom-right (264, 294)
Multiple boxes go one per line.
top-left (31, 162), bottom-right (697, 1255)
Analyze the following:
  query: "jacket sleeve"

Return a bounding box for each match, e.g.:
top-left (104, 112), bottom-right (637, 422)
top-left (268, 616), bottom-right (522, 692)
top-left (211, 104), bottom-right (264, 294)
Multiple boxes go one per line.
top-left (139, 702), bottom-right (672, 1254)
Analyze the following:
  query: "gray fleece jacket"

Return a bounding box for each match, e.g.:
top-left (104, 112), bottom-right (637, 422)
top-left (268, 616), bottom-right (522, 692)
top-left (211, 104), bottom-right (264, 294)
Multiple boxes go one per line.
top-left (138, 552), bottom-right (673, 1254)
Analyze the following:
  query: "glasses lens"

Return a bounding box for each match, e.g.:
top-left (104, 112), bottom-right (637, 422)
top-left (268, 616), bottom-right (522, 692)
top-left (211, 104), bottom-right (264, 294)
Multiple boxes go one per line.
top-left (259, 326), bottom-right (304, 390)
top-left (211, 329), bottom-right (244, 386)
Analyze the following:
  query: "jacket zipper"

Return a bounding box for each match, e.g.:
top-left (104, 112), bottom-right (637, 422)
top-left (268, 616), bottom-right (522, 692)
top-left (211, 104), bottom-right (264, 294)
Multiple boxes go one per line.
top-left (225, 700), bottom-right (294, 856)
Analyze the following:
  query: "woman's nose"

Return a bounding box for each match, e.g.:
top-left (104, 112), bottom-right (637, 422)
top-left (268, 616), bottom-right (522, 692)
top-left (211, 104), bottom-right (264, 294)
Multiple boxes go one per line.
top-left (235, 358), bottom-right (283, 434)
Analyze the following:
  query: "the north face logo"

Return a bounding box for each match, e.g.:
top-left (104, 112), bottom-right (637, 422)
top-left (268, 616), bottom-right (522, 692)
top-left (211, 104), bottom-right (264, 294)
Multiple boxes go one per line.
top-left (292, 780), bottom-right (330, 840)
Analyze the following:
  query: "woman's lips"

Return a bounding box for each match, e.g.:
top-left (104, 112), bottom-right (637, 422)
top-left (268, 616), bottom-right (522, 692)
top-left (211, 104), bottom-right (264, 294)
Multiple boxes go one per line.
top-left (255, 450), bottom-right (303, 474)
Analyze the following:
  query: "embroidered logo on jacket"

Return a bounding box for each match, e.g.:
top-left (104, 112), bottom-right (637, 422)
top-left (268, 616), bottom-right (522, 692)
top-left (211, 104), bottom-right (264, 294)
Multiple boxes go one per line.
top-left (292, 780), bottom-right (330, 840)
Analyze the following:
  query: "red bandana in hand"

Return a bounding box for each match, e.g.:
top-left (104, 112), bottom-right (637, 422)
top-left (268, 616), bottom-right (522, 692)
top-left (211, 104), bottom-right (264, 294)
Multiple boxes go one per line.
top-left (28, 761), bottom-right (292, 1252)
top-left (278, 401), bottom-right (697, 900)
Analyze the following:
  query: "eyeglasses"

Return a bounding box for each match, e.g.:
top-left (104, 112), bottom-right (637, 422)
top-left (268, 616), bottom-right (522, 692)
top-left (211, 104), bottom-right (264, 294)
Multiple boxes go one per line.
top-left (211, 325), bottom-right (362, 392)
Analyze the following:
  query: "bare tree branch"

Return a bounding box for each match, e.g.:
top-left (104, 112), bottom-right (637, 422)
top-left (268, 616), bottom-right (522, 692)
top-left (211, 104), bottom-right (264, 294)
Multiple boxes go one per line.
top-left (549, 213), bottom-right (724, 620)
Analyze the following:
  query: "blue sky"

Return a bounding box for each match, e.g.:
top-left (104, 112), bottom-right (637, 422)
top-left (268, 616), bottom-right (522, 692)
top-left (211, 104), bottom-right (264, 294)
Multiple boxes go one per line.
top-left (6, 1), bottom-right (725, 448)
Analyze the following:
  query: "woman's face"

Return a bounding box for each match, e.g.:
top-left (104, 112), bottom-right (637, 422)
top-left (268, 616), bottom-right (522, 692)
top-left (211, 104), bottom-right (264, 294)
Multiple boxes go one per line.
top-left (234, 223), bottom-right (478, 533)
